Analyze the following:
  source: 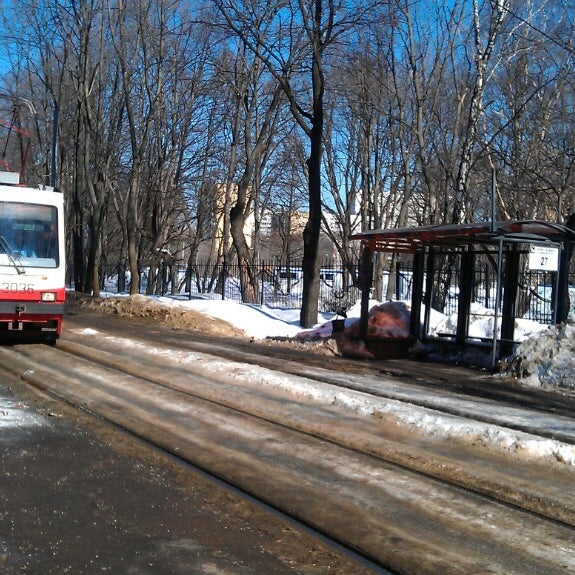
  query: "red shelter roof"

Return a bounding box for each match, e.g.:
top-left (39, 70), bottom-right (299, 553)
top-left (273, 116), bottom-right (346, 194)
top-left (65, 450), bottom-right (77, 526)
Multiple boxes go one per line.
top-left (350, 220), bottom-right (575, 253)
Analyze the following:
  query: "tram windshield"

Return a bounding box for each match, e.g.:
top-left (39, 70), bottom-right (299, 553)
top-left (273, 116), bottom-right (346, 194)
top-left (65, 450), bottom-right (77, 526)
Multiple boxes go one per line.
top-left (0, 202), bottom-right (59, 268)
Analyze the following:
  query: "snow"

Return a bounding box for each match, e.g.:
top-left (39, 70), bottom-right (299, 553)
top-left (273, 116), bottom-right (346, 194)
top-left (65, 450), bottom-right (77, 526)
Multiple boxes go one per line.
top-left (6, 287), bottom-right (575, 468)
top-left (507, 320), bottom-right (575, 388)
top-left (116, 291), bottom-right (575, 389)
top-left (70, 290), bottom-right (575, 469)
top-left (157, 297), bottom-right (306, 339)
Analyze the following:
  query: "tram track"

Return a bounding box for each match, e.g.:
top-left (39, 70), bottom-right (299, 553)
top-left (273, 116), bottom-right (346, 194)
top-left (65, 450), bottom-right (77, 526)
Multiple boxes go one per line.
top-left (2, 323), bottom-right (575, 573)
top-left (154, 332), bottom-right (575, 445)
top-left (22, 335), bottom-right (575, 530)
top-left (68, 310), bottom-right (575, 441)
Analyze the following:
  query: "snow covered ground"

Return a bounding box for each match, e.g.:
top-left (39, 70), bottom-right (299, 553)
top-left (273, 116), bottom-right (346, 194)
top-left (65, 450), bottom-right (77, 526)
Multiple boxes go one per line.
top-left (4, 289), bottom-right (575, 471)
top-left (148, 294), bottom-right (575, 389)
top-left (157, 294), bottom-right (574, 382)
top-left (0, 396), bottom-right (45, 430)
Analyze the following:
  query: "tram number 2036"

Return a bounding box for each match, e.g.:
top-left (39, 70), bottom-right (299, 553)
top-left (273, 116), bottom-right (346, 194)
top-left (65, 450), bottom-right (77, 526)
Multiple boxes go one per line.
top-left (1, 282), bottom-right (35, 294)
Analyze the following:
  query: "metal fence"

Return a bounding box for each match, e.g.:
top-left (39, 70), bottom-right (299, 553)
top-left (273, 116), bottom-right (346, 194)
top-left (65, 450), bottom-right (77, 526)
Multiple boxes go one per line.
top-left (139, 261), bottom-right (364, 314)
top-left (432, 266), bottom-right (575, 324)
top-left (135, 259), bottom-right (575, 322)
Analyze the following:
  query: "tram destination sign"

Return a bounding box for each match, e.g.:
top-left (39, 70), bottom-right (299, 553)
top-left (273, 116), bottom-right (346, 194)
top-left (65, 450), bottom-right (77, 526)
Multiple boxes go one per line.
top-left (528, 244), bottom-right (559, 271)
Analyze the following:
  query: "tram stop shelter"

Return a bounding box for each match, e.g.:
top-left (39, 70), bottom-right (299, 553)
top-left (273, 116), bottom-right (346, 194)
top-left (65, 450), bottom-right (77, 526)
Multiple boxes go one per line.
top-left (350, 220), bottom-right (575, 368)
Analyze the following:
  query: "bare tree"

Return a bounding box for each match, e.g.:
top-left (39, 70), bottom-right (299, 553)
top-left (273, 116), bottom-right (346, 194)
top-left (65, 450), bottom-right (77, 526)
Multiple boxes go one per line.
top-left (110, 0), bottom-right (207, 295)
top-left (213, 0), bottom-right (380, 326)
top-left (323, 20), bottom-right (421, 299)
top-left (394, 0), bottom-right (511, 225)
top-left (486, 0), bottom-right (575, 224)
top-left (8, 0), bottom-right (123, 295)
top-left (211, 38), bottom-right (285, 302)
top-left (5, 0), bottom-right (575, 308)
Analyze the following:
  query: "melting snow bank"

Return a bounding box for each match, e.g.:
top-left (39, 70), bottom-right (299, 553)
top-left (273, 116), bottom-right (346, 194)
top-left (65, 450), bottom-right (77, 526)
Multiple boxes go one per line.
top-left (500, 319), bottom-right (575, 389)
top-left (252, 369), bottom-right (575, 468)
top-left (71, 328), bottom-right (575, 468)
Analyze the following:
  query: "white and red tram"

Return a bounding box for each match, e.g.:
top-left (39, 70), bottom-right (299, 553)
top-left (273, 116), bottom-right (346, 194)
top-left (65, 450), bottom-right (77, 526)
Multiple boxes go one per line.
top-left (0, 170), bottom-right (65, 343)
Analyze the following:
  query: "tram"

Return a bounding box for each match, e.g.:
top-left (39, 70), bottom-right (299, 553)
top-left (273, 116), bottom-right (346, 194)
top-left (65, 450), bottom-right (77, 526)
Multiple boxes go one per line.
top-left (0, 170), bottom-right (66, 343)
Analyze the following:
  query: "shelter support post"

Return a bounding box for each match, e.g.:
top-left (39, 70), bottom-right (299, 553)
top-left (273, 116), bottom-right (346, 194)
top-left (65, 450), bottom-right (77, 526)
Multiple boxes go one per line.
top-left (410, 250), bottom-right (425, 340)
top-left (358, 245), bottom-right (373, 341)
top-left (422, 247), bottom-right (436, 337)
top-left (500, 245), bottom-right (520, 357)
top-left (556, 244), bottom-right (571, 323)
top-left (456, 248), bottom-right (474, 348)
top-left (491, 239), bottom-right (504, 369)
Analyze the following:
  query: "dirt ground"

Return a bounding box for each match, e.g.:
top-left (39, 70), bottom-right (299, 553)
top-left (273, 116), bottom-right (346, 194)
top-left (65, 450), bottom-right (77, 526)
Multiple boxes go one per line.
top-left (7, 292), bottom-right (564, 574)
top-left (2, 380), bottom-right (381, 575)
top-left (67, 292), bottom-right (245, 335)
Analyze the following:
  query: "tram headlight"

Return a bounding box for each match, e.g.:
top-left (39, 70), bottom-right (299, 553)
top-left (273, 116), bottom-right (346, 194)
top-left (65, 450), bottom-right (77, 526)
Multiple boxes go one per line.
top-left (41, 292), bottom-right (56, 302)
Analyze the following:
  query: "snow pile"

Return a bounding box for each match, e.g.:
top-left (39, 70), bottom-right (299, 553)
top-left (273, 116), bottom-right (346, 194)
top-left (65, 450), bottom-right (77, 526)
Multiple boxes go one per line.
top-left (503, 319), bottom-right (575, 389)
top-left (157, 297), bottom-right (309, 339)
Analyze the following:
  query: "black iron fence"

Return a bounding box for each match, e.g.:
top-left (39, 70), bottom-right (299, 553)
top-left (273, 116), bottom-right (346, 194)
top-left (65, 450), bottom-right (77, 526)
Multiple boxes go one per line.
top-left (434, 266), bottom-right (575, 324)
top-left (135, 259), bottom-right (575, 322)
top-left (138, 261), bottom-right (364, 314)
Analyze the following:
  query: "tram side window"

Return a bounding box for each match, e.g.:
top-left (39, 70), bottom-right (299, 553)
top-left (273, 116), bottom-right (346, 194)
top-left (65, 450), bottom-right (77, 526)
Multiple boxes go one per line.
top-left (0, 203), bottom-right (59, 267)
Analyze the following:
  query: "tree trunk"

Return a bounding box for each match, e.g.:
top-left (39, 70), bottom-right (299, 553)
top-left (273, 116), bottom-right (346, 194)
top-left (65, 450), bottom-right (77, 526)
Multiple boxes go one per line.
top-left (300, 115), bottom-right (323, 327)
top-left (230, 194), bottom-right (259, 303)
top-left (127, 175), bottom-right (141, 295)
top-left (299, 1), bottom-right (325, 328)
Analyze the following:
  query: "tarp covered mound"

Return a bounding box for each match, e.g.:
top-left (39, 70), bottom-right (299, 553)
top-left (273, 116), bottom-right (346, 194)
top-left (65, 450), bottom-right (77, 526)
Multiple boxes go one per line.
top-left (295, 301), bottom-right (412, 359)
